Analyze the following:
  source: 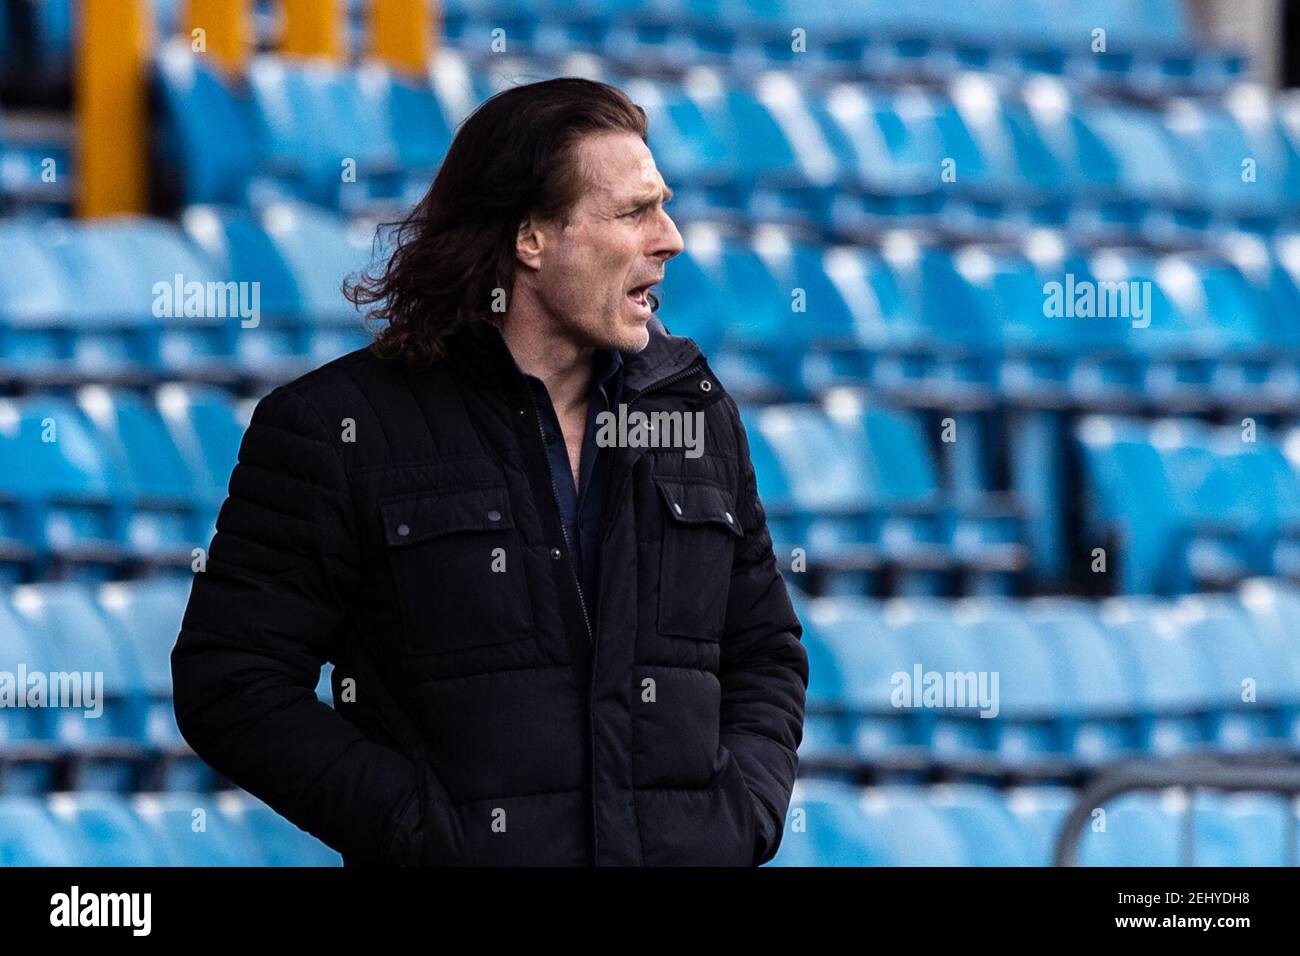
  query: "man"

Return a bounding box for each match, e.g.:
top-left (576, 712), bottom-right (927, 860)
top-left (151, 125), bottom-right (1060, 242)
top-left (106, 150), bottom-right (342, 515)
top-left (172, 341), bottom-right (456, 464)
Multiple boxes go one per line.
top-left (171, 77), bottom-right (808, 866)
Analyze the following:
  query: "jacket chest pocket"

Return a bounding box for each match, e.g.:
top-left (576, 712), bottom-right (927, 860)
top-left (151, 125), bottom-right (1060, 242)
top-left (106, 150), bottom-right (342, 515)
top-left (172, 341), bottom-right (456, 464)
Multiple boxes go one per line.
top-left (380, 482), bottom-right (534, 655)
top-left (654, 475), bottom-right (744, 641)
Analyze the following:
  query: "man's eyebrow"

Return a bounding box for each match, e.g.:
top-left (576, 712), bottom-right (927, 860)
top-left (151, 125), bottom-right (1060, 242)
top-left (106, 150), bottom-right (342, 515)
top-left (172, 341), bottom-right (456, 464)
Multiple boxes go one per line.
top-left (627, 184), bottom-right (674, 207)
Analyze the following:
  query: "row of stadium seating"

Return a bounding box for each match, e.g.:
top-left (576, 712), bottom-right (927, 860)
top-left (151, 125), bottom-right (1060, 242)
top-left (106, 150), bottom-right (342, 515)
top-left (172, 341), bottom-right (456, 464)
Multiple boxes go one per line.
top-left (771, 779), bottom-right (1298, 866)
top-left (3, 573), bottom-right (1296, 797)
top-left (1079, 415), bottom-right (1300, 593)
top-left (2, 374), bottom-right (1297, 596)
top-left (8, 203), bottom-right (1300, 418)
top-left (4, 776), bottom-right (1292, 867)
top-left (0, 203), bottom-right (374, 384)
top-left (152, 46), bottom-right (1286, 235)
top-left (436, 0), bottom-right (1245, 98)
top-left (0, 576), bottom-right (337, 795)
top-left (0, 0), bottom-right (1242, 100)
top-left (796, 579), bottom-right (1300, 773)
top-left (748, 393), bottom-right (1300, 595)
top-left (0, 386), bottom-right (250, 580)
top-left (0, 789), bottom-right (340, 866)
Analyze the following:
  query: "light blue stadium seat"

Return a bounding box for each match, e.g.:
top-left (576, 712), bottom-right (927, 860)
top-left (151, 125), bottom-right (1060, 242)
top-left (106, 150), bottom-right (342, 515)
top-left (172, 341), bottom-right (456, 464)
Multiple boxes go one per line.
top-left (155, 383), bottom-right (248, 540)
top-left (1077, 791), bottom-right (1181, 866)
top-left (154, 41), bottom-right (259, 206)
top-left (1174, 595), bottom-right (1280, 750)
top-left (47, 791), bottom-right (171, 866)
top-left (75, 388), bottom-right (206, 566)
top-left (218, 791), bottom-right (342, 866)
top-left (0, 395), bottom-right (121, 576)
top-left (181, 205), bottom-right (311, 379)
top-left (1005, 786), bottom-right (1078, 865)
top-left (858, 786), bottom-right (968, 864)
top-left (1192, 792), bottom-right (1290, 866)
top-left (0, 220), bottom-right (79, 378)
top-left (768, 778), bottom-right (877, 866)
top-left (9, 582), bottom-right (148, 791)
top-left (1237, 579), bottom-right (1300, 743)
top-left (246, 56), bottom-right (402, 211)
top-left (804, 596), bottom-right (917, 761)
top-left (0, 591), bottom-right (58, 793)
top-left (1025, 600), bottom-right (1138, 764)
top-left (133, 792), bottom-right (266, 866)
top-left (95, 577), bottom-right (217, 793)
top-left (929, 783), bottom-right (1033, 865)
top-left (1098, 599), bottom-right (1210, 755)
top-left (949, 600), bottom-right (1064, 766)
top-left (255, 202), bottom-right (376, 363)
top-left (0, 796), bottom-right (75, 865)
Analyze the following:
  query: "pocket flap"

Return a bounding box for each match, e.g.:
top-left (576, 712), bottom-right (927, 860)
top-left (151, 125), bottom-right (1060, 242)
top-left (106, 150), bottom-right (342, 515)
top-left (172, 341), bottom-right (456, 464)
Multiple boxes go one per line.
top-left (379, 483), bottom-right (515, 547)
top-left (653, 476), bottom-right (744, 537)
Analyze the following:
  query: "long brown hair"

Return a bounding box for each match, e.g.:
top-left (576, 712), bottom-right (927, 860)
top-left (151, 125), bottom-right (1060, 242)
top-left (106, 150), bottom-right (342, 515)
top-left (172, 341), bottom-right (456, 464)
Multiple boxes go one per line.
top-left (345, 76), bottom-right (653, 367)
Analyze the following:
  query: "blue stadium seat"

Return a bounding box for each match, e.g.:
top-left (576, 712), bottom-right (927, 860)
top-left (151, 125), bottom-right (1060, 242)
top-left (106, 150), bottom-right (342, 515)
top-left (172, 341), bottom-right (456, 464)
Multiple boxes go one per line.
top-left (769, 778), bottom-right (877, 866)
top-left (154, 41), bottom-right (259, 206)
top-left (1024, 600), bottom-right (1138, 764)
top-left (929, 783), bottom-right (1033, 866)
top-left (1098, 599), bottom-right (1211, 755)
top-left (9, 582), bottom-right (148, 791)
top-left (132, 792), bottom-right (266, 866)
top-left (0, 395), bottom-right (121, 576)
top-left (858, 786), bottom-right (968, 864)
top-left (47, 791), bottom-right (171, 866)
top-left (0, 796), bottom-right (75, 865)
top-left (1005, 786), bottom-right (1078, 865)
top-left (218, 791), bottom-right (342, 866)
top-left (1192, 791), bottom-right (1291, 866)
top-left (0, 591), bottom-right (58, 793)
top-left (75, 387), bottom-right (207, 566)
top-left (1077, 791), bottom-right (1181, 866)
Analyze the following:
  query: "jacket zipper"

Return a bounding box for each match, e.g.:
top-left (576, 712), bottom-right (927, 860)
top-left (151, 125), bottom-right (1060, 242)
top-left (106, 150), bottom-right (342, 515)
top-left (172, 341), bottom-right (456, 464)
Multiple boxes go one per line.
top-left (524, 386), bottom-right (595, 645)
top-left (589, 355), bottom-right (707, 865)
top-left (526, 354), bottom-right (708, 866)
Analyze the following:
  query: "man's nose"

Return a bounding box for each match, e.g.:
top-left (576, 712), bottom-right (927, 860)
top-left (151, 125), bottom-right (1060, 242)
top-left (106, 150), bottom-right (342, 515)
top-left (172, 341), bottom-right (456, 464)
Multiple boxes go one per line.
top-left (651, 208), bottom-right (684, 262)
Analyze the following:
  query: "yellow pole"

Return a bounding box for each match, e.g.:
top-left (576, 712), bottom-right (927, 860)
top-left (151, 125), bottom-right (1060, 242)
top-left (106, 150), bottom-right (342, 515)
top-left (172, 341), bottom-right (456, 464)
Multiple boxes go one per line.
top-left (76, 0), bottom-right (153, 217)
top-left (185, 0), bottom-right (251, 73)
top-left (281, 0), bottom-right (345, 60)
top-left (370, 0), bottom-right (433, 75)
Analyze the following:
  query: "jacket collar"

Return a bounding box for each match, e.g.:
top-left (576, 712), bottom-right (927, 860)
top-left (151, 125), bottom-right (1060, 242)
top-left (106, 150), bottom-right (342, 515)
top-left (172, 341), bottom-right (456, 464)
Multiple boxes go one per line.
top-left (445, 315), bottom-right (702, 398)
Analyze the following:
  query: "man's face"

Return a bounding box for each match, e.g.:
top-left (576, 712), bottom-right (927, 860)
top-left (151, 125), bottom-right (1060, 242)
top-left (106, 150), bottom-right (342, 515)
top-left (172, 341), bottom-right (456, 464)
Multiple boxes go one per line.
top-left (516, 131), bottom-right (684, 353)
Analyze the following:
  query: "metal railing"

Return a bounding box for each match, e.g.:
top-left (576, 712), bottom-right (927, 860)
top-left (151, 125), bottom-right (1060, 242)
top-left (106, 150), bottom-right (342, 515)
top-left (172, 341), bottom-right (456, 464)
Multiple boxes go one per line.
top-left (1053, 753), bottom-right (1300, 866)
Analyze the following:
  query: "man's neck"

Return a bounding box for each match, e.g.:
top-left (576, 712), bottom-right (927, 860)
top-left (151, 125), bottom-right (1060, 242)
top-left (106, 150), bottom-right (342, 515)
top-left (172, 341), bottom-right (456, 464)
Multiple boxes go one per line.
top-left (494, 313), bottom-right (598, 417)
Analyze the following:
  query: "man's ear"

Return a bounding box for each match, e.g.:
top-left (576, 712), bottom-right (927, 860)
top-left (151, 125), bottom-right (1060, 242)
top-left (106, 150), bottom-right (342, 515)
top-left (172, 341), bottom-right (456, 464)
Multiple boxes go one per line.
top-left (516, 215), bottom-right (545, 271)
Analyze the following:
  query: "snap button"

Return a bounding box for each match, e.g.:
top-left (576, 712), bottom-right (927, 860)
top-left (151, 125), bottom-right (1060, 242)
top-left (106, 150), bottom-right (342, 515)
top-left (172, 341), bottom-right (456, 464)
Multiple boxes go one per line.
top-left (487, 510), bottom-right (501, 522)
top-left (396, 524), bottom-right (410, 537)
top-left (673, 502), bottom-right (682, 515)
top-left (699, 379), bottom-right (712, 392)
top-left (550, 547), bottom-right (562, 560)
top-left (724, 511), bottom-right (733, 524)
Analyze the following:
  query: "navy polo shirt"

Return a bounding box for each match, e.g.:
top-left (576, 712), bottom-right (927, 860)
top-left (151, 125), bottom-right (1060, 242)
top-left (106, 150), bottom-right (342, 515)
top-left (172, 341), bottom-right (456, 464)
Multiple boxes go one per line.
top-left (517, 348), bottom-right (625, 617)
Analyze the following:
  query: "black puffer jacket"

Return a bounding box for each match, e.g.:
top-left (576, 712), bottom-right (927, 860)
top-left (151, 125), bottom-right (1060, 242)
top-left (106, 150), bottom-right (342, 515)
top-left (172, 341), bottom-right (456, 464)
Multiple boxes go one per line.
top-left (171, 316), bottom-right (808, 866)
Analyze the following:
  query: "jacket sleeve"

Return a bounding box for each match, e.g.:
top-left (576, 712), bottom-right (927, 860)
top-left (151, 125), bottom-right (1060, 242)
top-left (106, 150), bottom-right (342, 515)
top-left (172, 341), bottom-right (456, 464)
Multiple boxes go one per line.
top-left (171, 385), bottom-right (421, 865)
top-left (720, 395), bottom-right (809, 866)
